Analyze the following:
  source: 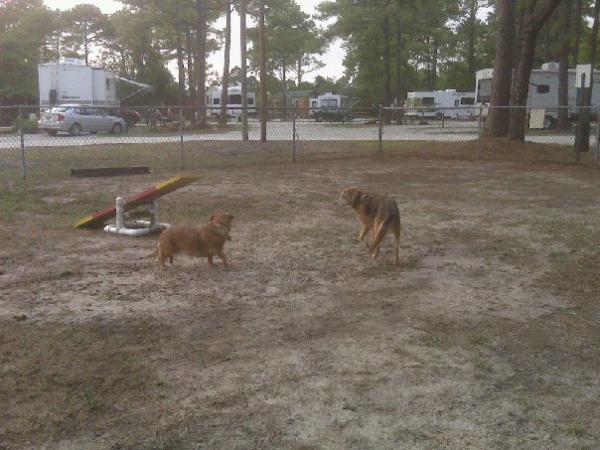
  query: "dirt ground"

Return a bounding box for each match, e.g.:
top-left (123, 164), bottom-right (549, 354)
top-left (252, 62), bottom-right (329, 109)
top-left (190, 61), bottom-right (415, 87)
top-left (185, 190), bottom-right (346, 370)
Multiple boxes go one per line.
top-left (1, 140), bottom-right (599, 449)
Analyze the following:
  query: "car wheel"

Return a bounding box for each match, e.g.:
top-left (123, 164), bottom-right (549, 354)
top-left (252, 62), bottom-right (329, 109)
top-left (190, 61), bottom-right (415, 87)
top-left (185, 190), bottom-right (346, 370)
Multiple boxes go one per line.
top-left (112, 123), bottom-right (123, 134)
top-left (543, 116), bottom-right (555, 130)
top-left (69, 123), bottom-right (82, 136)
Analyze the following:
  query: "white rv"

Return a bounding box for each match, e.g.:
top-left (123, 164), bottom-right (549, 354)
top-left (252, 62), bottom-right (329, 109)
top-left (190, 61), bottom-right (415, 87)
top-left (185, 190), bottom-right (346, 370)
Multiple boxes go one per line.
top-left (405, 90), bottom-right (476, 119)
top-left (475, 63), bottom-right (600, 128)
top-left (308, 92), bottom-right (348, 121)
top-left (38, 59), bottom-right (153, 109)
top-left (309, 92), bottom-right (342, 111)
top-left (39, 59), bottom-right (120, 108)
top-left (206, 85), bottom-right (256, 117)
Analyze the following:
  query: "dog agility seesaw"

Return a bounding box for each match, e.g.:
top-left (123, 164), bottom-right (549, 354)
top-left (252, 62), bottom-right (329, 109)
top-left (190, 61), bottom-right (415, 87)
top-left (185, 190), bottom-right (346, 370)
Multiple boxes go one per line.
top-left (75, 175), bottom-right (200, 236)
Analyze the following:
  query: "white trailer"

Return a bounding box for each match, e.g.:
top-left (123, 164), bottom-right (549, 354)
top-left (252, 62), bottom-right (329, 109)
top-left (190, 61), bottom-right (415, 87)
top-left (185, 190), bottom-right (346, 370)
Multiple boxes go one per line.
top-left (308, 92), bottom-right (350, 121)
top-left (39, 59), bottom-right (119, 108)
top-left (206, 85), bottom-right (256, 117)
top-left (39, 59), bottom-right (153, 109)
top-left (309, 92), bottom-right (342, 111)
top-left (405, 90), bottom-right (476, 119)
top-left (475, 62), bottom-right (600, 127)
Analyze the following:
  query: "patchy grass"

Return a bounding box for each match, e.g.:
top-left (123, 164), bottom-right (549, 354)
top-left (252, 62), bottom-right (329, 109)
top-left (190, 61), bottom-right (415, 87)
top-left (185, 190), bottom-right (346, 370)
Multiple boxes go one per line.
top-left (0, 320), bottom-right (168, 445)
top-left (1, 139), bottom-right (600, 448)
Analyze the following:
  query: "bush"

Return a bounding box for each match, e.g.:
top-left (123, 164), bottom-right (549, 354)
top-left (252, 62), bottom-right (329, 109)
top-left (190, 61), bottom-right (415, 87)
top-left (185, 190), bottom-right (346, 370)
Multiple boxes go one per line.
top-left (11, 117), bottom-right (39, 134)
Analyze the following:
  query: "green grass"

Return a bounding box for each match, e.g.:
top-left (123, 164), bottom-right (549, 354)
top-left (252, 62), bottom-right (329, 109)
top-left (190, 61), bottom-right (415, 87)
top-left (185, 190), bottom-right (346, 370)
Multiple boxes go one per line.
top-left (565, 419), bottom-right (587, 437)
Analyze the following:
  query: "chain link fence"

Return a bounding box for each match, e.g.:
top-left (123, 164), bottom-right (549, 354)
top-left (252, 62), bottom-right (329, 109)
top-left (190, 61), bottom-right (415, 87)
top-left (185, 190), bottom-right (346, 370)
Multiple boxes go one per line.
top-left (1, 105), bottom-right (599, 180)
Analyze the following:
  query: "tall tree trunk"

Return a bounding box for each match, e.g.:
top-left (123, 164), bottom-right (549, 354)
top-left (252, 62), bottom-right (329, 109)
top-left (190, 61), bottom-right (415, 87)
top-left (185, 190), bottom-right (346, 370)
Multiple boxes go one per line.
top-left (513, 1), bottom-right (527, 70)
top-left (281, 62), bottom-right (287, 120)
top-left (176, 34), bottom-right (186, 107)
top-left (187, 31), bottom-right (196, 122)
top-left (382, 9), bottom-right (392, 122)
top-left (426, 37), bottom-right (432, 90)
top-left (576, 0), bottom-right (600, 159)
top-left (572, 0), bottom-right (582, 66)
top-left (467, 0), bottom-right (477, 87)
top-left (297, 57), bottom-right (303, 86)
top-left (259, 0), bottom-right (267, 142)
top-left (195, 0), bottom-right (207, 126)
top-left (394, 30), bottom-right (404, 123)
top-left (557, 0), bottom-right (572, 130)
top-left (240, 0), bottom-right (249, 140)
top-left (219, 1), bottom-right (231, 126)
top-left (508, 0), bottom-right (563, 141)
top-left (484, 0), bottom-right (516, 137)
top-left (84, 24), bottom-right (89, 65)
top-left (431, 36), bottom-right (438, 91)
top-left (586, 0), bottom-right (600, 106)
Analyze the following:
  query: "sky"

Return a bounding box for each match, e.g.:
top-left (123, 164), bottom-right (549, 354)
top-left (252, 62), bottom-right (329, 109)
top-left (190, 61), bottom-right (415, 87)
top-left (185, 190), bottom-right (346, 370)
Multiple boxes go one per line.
top-left (43, 0), bottom-right (346, 82)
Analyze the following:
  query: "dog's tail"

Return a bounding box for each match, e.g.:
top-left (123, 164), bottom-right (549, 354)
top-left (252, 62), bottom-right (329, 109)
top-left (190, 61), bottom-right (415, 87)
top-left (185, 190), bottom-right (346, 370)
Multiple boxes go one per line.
top-left (369, 215), bottom-right (400, 265)
top-left (370, 219), bottom-right (390, 252)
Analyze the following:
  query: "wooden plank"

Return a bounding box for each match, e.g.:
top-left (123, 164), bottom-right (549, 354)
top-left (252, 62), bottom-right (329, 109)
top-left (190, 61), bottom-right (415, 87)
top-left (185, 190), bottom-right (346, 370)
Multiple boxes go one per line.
top-left (70, 166), bottom-right (150, 177)
top-left (75, 175), bottom-right (201, 228)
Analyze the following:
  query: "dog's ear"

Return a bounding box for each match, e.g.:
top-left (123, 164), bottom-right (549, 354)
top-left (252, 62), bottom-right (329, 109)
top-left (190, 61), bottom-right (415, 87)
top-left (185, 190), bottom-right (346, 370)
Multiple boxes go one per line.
top-left (209, 214), bottom-right (215, 221)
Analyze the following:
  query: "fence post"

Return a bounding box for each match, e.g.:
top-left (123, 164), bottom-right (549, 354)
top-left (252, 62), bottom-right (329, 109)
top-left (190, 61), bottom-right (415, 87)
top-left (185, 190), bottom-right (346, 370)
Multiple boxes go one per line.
top-left (19, 106), bottom-right (26, 179)
top-left (596, 105), bottom-right (600, 168)
top-left (477, 105), bottom-right (484, 160)
top-left (378, 104), bottom-right (383, 154)
top-left (179, 108), bottom-right (184, 170)
top-left (441, 111), bottom-right (445, 129)
top-left (292, 105), bottom-right (297, 162)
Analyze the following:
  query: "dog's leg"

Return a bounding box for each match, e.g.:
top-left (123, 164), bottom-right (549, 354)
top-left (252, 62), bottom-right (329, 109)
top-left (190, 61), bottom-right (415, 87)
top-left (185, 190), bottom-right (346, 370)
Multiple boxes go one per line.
top-left (217, 252), bottom-right (229, 268)
top-left (157, 245), bottom-right (167, 270)
top-left (357, 224), bottom-right (369, 241)
top-left (357, 224), bottom-right (371, 248)
top-left (392, 221), bottom-right (401, 266)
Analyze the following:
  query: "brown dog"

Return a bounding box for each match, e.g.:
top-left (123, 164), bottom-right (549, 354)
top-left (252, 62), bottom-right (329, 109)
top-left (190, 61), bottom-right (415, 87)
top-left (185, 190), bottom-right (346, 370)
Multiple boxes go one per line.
top-left (155, 213), bottom-right (234, 268)
top-left (339, 187), bottom-right (400, 265)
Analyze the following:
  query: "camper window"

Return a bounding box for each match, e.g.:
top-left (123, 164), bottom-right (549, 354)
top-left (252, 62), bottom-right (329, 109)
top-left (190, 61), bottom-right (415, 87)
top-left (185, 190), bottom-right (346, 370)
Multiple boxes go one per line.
top-left (248, 97), bottom-right (254, 105)
top-left (213, 98), bottom-right (220, 105)
top-left (229, 94), bottom-right (242, 104)
top-left (422, 97), bottom-right (435, 106)
top-left (461, 97), bottom-right (475, 105)
top-left (322, 98), bottom-right (339, 108)
top-left (536, 85), bottom-right (550, 94)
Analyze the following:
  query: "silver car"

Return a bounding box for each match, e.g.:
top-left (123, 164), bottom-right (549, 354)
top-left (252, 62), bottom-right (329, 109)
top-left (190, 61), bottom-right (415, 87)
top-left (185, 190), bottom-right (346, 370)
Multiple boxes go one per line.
top-left (39, 105), bottom-right (127, 136)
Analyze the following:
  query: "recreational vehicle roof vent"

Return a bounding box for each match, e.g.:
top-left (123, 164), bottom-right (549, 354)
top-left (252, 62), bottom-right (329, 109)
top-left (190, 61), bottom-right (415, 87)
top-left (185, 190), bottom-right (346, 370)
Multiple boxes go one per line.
top-left (541, 62), bottom-right (559, 71)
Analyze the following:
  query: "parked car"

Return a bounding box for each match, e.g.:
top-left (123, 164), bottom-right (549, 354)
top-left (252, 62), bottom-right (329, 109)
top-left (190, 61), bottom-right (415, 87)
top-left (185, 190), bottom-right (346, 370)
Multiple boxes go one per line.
top-left (112, 108), bottom-right (141, 128)
top-left (39, 105), bottom-right (127, 136)
top-left (312, 108), bottom-right (351, 122)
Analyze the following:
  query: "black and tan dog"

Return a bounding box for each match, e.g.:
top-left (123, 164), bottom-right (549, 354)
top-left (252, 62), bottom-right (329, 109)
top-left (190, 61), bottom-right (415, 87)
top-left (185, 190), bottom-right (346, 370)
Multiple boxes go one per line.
top-left (339, 187), bottom-right (401, 265)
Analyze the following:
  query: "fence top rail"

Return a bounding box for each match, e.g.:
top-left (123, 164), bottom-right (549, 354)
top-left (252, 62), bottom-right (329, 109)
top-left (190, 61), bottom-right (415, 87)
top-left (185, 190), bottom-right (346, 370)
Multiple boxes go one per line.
top-left (2, 104), bottom-right (600, 111)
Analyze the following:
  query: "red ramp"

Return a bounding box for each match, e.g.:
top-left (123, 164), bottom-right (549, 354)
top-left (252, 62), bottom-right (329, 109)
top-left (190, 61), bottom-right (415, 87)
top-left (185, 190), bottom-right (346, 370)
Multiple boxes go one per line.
top-left (75, 175), bottom-right (200, 229)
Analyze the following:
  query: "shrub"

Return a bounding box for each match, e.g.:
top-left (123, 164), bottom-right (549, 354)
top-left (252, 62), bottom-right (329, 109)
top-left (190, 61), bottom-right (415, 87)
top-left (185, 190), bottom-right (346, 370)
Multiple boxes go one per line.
top-left (11, 117), bottom-right (39, 134)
